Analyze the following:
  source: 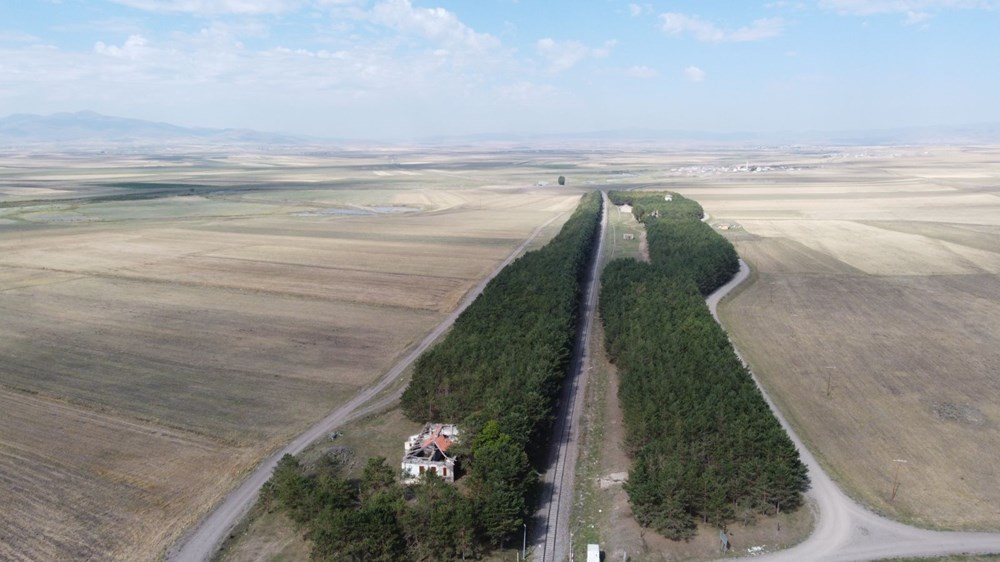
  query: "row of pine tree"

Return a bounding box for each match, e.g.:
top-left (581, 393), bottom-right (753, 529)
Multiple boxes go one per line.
top-left (600, 191), bottom-right (808, 539)
top-left (259, 191), bottom-right (603, 560)
top-left (400, 190), bottom-right (603, 541)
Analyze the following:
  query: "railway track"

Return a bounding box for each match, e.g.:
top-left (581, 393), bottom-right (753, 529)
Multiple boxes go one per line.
top-left (534, 191), bottom-right (609, 562)
top-left (165, 211), bottom-right (567, 562)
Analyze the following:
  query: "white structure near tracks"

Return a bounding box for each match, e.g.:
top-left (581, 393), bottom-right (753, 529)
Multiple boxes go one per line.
top-left (401, 423), bottom-right (459, 483)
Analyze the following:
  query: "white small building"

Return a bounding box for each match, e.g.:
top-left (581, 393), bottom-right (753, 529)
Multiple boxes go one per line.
top-left (619, 204), bottom-right (633, 214)
top-left (402, 423), bottom-right (459, 483)
top-left (587, 544), bottom-right (600, 562)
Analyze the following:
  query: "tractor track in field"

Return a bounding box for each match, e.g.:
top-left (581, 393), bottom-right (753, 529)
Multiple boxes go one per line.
top-left (708, 260), bottom-right (1000, 562)
top-left (165, 211), bottom-right (568, 562)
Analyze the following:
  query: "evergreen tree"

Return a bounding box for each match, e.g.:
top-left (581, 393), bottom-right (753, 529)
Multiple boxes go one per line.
top-left (469, 421), bottom-right (536, 545)
top-left (401, 473), bottom-right (477, 561)
top-left (602, 191), bottom-right (808, 538)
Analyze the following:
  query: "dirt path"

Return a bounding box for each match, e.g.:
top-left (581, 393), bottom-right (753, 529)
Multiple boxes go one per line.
top-left (533, 192), bottom-right (609, 562)
top-left (164, 212), bottom-right (568, 562)
top-left (708, 260), bottom-right (1000, 561)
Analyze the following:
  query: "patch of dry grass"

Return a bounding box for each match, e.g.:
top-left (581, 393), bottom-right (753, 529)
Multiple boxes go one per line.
top-left (694, 147), bottom-right (1000, 530)
top-left (217, 407), bottom-right (424, 562)
top-left (7, 144), bottom-right (995, 561)
top-left (0, 388), bottom-right (257, 562)
top-left (0, 151), bottom-right (581, 561)
top-left (603, 203), bottom-right (648, 263)
top-left (574, 303), bottom-right (812, 562)
top-left (0, 273), bottom-right (434, 443)
top-left (723, 268), bottom-right (1000, 530)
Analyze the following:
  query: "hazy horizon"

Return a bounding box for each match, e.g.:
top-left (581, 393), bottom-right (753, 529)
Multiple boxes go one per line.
top-left (5, 108), bottom-right (1000, 146)
top-left (4, 1), bottom-right (1000, 140)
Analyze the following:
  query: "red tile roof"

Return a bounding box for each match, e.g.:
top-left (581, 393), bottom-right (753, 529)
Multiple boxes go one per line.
top-left (420, 424), bottom-right (455, 453)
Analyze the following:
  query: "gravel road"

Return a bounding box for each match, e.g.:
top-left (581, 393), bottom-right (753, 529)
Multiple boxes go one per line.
top-left (708, 259), bottom-right (1000, 561)
top-left (165, 212), bottom-right (566, 562)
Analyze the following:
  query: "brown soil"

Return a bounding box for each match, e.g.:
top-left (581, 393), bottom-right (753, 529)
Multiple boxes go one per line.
top-left (638, 230), bottom-right (650, 263)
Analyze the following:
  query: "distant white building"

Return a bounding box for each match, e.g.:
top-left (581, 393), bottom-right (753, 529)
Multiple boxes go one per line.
top-left (402, 423), bottom-right (459, 483)
top-left (619, 204), bottom-right (633, 214)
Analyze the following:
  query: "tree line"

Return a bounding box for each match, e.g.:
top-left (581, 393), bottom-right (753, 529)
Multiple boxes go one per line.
top-left (608, 191), bottom-right (738, 294)
top-left (600, 191), bottom-right (808, 539)
top-left (260, 191), bottom-right (603, 560)
top-left (261, 454), bottom-right (477, 561)
top-left (402, 191), bottom-right (602, 452)
top-left (400, 190), bottom-right (602, 540)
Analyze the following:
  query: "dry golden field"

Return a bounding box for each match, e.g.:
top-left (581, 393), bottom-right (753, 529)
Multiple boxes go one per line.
top-left (0, 149), bottom-right (582, 561)
top-left (6, 144), bottom-right (997, 560)
top-left (663, 147), bottom-right (1000, 530)
top-left (217, 407), bottom-right (424, 562)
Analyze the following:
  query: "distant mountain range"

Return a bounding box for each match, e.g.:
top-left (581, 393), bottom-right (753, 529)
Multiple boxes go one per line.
top-left (0, 111), bottom-right (312, 147)
top-left (2, 110), bottom-right (999, 148)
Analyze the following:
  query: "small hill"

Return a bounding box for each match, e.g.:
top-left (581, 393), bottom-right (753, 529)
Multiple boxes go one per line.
top-left (0, 111), bottom-right (310, 147)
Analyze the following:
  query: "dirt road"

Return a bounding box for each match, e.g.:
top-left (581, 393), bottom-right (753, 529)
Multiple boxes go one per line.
top-left (708, 260), bottom-right (1000, 561)
top-left (165, 212), bottom-right (567, 562)
top-left (533, 192), bottom-right (609, 562)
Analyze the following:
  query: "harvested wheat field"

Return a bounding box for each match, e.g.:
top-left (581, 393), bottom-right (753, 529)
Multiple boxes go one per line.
top-left (672, 146), bottom-right (1000, 531)
top-left (0, 150), bottom-right (582, 561)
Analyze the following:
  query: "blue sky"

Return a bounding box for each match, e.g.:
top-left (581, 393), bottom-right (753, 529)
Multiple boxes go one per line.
top-left (1, 0), bottom-right (999, 139)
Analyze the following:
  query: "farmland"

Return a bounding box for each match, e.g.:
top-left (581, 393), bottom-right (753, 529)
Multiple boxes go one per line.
top-left (678, 147), bottom-right (1000, 530)
top-left (3, 145), bottom-right (999, 560)
top-left (553, 146), bottom-right (999, 559)
top-left (0, 149), bottom-right (582, 561)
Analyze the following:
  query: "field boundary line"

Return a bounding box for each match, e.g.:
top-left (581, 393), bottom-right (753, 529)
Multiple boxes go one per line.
top-left (707, 259), bottom-right (1000, 562)
top-left (165, 208), bottom-right (571, 562)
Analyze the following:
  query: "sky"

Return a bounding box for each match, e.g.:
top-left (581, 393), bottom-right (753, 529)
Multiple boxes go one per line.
top-left (2, 0), bottom-right (999, 139)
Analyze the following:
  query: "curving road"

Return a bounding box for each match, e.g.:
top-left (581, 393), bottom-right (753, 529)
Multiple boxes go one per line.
top-left (165, 211), bottom-right (567, 562)
top-left (533, 192), bottom-right (609, 562)
top-left (707, 259), bottom-right (1000, 561)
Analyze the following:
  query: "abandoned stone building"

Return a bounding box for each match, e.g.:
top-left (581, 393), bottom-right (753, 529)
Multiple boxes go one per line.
top-left (401, 423), bottom-right (459, 483)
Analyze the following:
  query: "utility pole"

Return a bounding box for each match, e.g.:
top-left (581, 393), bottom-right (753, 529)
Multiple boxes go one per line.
top-left (890, 459), bottom-right (907, 502)
top-left (522, 523), bottom-right (527, 561)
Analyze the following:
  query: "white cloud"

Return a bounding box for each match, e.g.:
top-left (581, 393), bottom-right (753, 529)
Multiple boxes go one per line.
top-left (660, 13), bottom-right (784, 42)
top-left (904, 10), bottom-right (932, 24)
top-left (628, 3), bottom-right (653, 17)
top-left (1, 5), bottom-right (520, 138)
top-left (684, 65), bottom-right (706, 82)
top-left (819, 0), bottom-right (999, 20)
top-left (765, 1), bottom-right (806, 9)
top-left (109, 0), bottom-right (300, 14)
top-left (370, 0), bottom-right (500, 52)
top-left (0, 31), bottom-right (42, 43)
top-left (626, 65), bottom-right (657, 78)
top-left (536, 38), bottom-right (615, 73)
top-left (593, 39), bottom-right (617, 58)
top-left (94, 34), bottom-right (149, 59)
